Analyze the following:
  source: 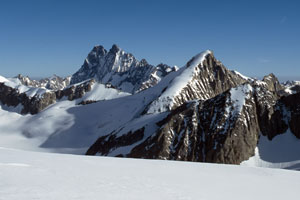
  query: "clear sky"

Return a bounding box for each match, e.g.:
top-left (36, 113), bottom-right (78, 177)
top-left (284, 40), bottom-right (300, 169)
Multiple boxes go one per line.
top-left (0, 0), bottom-right (299, 80)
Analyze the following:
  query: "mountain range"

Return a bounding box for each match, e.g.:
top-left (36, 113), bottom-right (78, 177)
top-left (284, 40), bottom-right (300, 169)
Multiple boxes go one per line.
top-left (1, 44), bottom-right (300, 170)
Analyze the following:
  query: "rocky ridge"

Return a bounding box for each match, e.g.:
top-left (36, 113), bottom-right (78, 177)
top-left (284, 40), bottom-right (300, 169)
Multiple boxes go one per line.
top-left (0, 78), bottom-right (105, 114)
top-left (70, 44), bottom-right (177, 94)
top-left (145, 51), bottom-right (246, 114)
top-left (17, 74), bottom-right (71, 90)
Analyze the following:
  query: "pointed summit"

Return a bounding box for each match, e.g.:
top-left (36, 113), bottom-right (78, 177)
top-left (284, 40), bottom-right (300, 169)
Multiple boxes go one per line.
top-left (70, 44), bottom-right (174, 93)
top-left (186, 50), bottom-right (212, 68)
top-left (109, 44), bottom-right (121, 54)
top-left (146, 50), bottom-right (246, 113)
top-left (91, 45), bottom-right (107, 56)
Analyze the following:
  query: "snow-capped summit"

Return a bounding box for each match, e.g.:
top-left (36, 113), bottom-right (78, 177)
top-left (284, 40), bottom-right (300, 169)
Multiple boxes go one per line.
top-left (70, 44), bottom-right (177, 93)
top-left (145, 50), bottom-right (246, 113)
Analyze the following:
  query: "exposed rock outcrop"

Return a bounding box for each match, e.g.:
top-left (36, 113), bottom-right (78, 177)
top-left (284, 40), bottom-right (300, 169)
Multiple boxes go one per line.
top-left (0, 79), bottom-right (95, 114)
top-left (280, 92), bottom-right (300, 138)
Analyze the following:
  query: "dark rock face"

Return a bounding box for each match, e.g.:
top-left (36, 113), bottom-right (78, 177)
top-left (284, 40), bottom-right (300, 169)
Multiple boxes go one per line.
top-left (86, 80), bottom-right (300, 165)
top-left (0, 82), bottom-right (56, 114)
top-left (86, 127), bottom-right (145, 156)
top-left (87, 84), bottom-right (260, 164)
top-left (0, 83), bottom-right (22, 107)
top-left (281, 81), bottom-right (300, 95)
top-left (0, 79), bottom-right (95, 114)
top-left (21, 92), bottom-right (57, 114)
top-left (78, 100), bottom-right (97, 105)
top-left (251, 79), bottom-right (287, 140)
top-left (281, 92), bottom-right (300, 138)
top-left (70, 44), bottom-right (176, 94)
top-left (55, 79), bottom-right (95, 101)
top-left (289, 85), bottom-right (300, 94)
top-left (262, 73), bottom-right (284, 94)
top-left (128, 88), bottom-right (259, 164)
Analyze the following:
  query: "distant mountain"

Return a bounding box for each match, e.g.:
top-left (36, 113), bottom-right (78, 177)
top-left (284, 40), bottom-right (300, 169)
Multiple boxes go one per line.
top-left (282, 80), bottom-right (300, 95)
top-left (1, 44), bottom-right (300, 170)
top-left (70, 44), bottom-right (177, 93)
top-left (17, 74), bottom-right (71, 90)
top-left (0, 76), bottom-right (128, 114)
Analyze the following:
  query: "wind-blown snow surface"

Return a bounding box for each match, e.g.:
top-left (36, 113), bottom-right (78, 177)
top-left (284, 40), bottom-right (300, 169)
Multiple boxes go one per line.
top-left (0, 147), bottom-right (300, 200)
top-left (0, 78), bottom-right (164, 154)
top-left (79, 82), bottom-right (130, 102)
top-left (0, 75), bottom-right (9, 82)
top-left (0, 62), bottom-right (188, 154)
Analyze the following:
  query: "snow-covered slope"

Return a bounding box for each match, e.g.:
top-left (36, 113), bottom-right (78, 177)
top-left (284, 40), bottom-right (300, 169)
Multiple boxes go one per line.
top-left (1, 147), bottom-right (300, 200)
top-left (79, 82), bottom-right (130, 102)
top-left (0, 75), bottom-right (9, 82)
top-left (0, 84), bottom-right (154, 154)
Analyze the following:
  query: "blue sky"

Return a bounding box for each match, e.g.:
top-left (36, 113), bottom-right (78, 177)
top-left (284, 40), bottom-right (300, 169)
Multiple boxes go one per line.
top-left (0, 0), bottom-right (299, 80)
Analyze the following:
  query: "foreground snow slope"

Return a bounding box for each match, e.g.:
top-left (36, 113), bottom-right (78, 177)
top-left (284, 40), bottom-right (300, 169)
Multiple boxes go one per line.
top-left (0, 147), bottom-right (299, 200)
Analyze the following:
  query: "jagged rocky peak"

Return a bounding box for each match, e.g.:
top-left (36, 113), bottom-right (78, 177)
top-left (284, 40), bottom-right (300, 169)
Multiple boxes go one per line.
top-left (145, 50), bottom-right (247, 114)
top-left (17, 74), bottom-right (32, 85)
top-left (70, 44), bottom-right (175, 93)
top-left (110, 44), bottom-right (120, 54)
top-left (17, 74), bottom-right (71, 90)
top-left (261, 73), bottom-right (283, 94)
